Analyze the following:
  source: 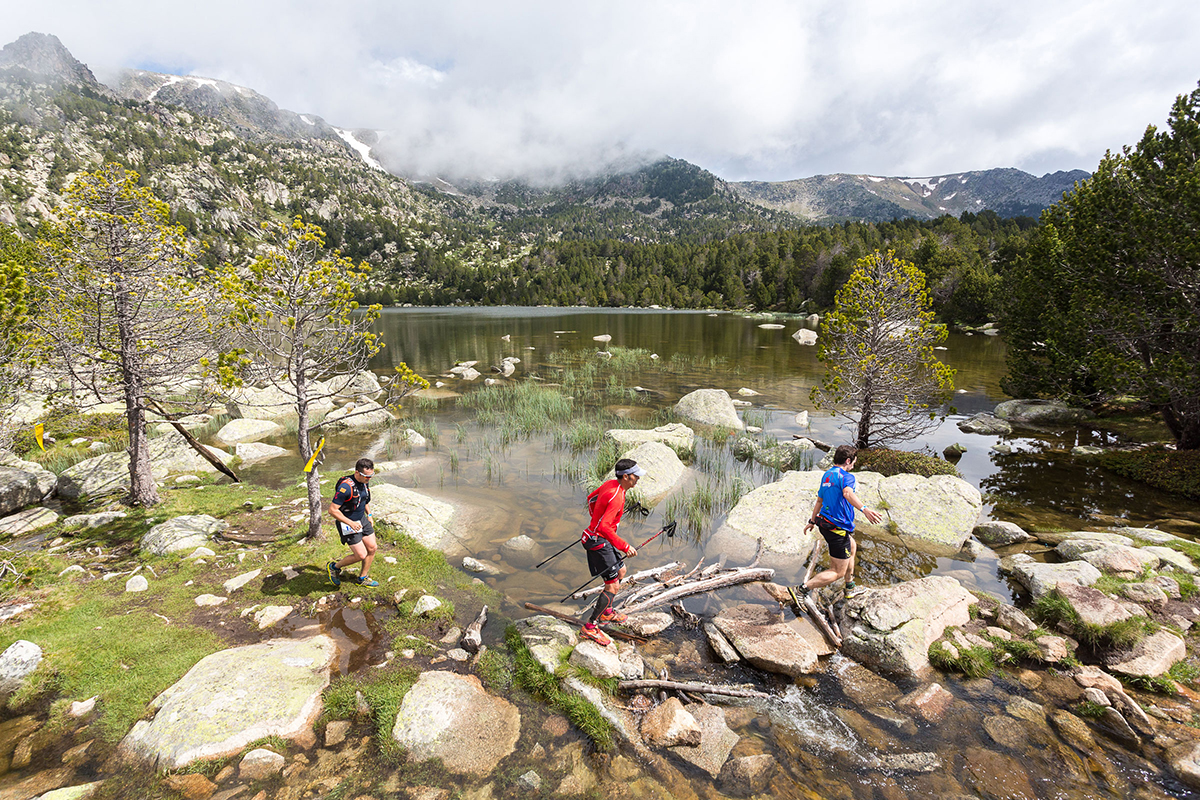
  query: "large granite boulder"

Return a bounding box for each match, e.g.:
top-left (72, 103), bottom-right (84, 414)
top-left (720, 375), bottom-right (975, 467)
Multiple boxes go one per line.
top-left (640, 697), bottom-right (701, 747)
top-left (711, 604), bottom-right (818, 676)
top-left (1078, 545), bottom-right (1159, 575)
top-left (0, 507), bottom-right (59, 536)
top-left (0, 453), bottom-right (56, 498)
top-left (234, 442), bottom-right (290, 465)
top-left (1010, 560), bottom-right (1102, 599)
top-left (213, 418), bottom-right (283, 446)
top-left (0, 467), bottom-right (44, 515)
top-left (603, 441), bottom-right (686, 506)
top-left (141, 515), bottom-right (230, 556)
top-left (709, 469), bottom-right (981, 564)
top-left (325, 371), bottom-right (382, 399)
top-left (118, 636), bottom-right (337, 769)
top-left (957, 414), bottom-right (1013, 435)
top-left (369, 484), bottom-right (460, 553)
top-left (994, 399), bottom-right (1095, 426)
top-left (391, 671), bottom-right (520, 777)
top-left (57, 431), bottom-right (233, 500)
top-left (875, 473), bottom-right (983, 552)
top-left (841, 576), bottom-right (976, 678)
top-left (673, 389), bottom-right (744, 430)
top-left (605, 423), bottom-right (696, 455)
top-left (751, 439), bottom-right (815, 472)
top-left (1143, 546), bottom-right (1197, 574)
top-left (321, 399), bottom-right (396, 430)
top-left (224, 384), bottom-right (334, 421)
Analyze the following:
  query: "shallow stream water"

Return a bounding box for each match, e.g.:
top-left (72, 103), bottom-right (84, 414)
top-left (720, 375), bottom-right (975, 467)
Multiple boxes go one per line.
top-left (212, 308), bottom-right (1200, 798)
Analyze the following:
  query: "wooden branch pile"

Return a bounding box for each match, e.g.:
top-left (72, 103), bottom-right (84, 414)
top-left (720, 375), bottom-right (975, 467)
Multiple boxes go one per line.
top-left (568, 539), bottom-right (775, 615)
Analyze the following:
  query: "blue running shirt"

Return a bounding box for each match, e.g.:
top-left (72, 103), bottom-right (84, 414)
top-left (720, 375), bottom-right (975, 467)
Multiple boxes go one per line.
top-left (817, 466), bottom-right (857, 531)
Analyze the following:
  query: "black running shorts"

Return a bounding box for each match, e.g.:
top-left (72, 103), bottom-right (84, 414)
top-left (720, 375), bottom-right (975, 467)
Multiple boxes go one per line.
top-left (585, 539), bottom-right (623, 582)
top-left (815, 516), bottom-right (854, 560)
top-left (336, 515), bottom-right (375, 546)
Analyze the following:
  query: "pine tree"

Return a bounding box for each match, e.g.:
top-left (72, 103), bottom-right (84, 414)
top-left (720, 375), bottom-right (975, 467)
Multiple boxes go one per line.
top-left (811, 250), bottom-right (955, 448)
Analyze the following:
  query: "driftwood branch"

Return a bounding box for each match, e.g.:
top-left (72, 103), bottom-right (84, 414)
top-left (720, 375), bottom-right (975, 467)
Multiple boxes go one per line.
top-left (746, 538), bottom-right (764, 569)
top-left (791, 435), bottom-right (831, 452)
top-left (145, 399), bottom-right (240, 483)
top-left (461, 605), bottom-right (487, 653)
top-left (618, 568), bottom-right (775, 614)
top-left (574, 562), bottom-right (682, 600)
top-left (619, 680), bottom-right (772, 699)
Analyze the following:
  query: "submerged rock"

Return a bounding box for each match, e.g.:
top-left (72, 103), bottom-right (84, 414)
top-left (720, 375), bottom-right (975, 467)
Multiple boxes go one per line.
top-left (391, 671), bottom-right (520, 777)
top-left (640, 697), bottom-right (701, 747)
top-left (994, 399), bottom-right (1095, 425)
top-left (957, 413), bottom-right (1013, 435)
top-left (972, 520), bottom-right (1032, 546)
top-left (673, 389), bottom-right (744, 430)
top-left (668, 704), bottom-right (738, 778)
top-left (841, 576), bottom-right (975, 678)
top-left (118, 636), bottom-right (337, 769)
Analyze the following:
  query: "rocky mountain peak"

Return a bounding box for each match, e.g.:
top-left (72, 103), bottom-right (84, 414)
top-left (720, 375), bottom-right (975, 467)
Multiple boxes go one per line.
top-left (0, 32), bottom-right (103, 90)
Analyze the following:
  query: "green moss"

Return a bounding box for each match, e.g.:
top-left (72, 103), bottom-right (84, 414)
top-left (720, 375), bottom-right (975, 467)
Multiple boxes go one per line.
top-left (1175, 573), bottom-right (1198, 600)
top-left (506, 625), bottom-right (612, 750)
top-left (856, 448), bottom-right (960, 478)
top-left (1095, 446), bottom-right (1200, 501)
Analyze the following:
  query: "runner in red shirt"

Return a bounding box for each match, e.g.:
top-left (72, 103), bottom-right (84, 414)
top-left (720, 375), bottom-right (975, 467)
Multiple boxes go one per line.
top-left (579, 458), bottom-right (645, 646)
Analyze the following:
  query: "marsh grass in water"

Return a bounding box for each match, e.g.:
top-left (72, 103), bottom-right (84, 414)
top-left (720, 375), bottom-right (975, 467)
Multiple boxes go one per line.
top-left (322, 666), bottom-right (421, 760)
top-left (928, 639), bottom-right (996, 678)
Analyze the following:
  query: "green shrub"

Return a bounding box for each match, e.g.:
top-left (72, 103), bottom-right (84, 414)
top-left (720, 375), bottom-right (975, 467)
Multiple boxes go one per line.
top-left (856, 448), bottom-right (960, 478)
top-left (1095, 447), bottom-right (1200, 501)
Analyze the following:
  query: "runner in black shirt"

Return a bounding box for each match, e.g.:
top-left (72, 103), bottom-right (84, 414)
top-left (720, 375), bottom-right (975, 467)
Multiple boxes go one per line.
top-left (327, 457), bottom-right (379, 587)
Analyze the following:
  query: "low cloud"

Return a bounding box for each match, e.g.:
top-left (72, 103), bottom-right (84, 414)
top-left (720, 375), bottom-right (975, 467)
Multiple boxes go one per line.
top-left (3, 0), bottom-right (1199, 181)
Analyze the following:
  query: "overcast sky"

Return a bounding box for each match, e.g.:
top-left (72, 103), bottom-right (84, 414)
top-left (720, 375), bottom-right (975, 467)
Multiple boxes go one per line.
top-left (3, 1), bottom-right (1198, 182)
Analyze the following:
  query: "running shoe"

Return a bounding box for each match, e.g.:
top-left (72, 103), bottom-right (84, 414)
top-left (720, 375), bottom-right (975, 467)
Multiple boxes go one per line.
top-left (844, 582), bottom-right (867, 599)
top-left (355, 575), bottom-right (379, 587)
top-left (598, 608), bottom-right (628, 625)
top-left (787, 585), bottom-right (810, 607)
top-left (580, 624), bottom-right (612, 647)
top-left (327, 561), bottom-right (342, 587)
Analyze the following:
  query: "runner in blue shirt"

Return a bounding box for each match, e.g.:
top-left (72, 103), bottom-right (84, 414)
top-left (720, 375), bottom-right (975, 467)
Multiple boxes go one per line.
top-left (792, 445), bottom-right (881, 602)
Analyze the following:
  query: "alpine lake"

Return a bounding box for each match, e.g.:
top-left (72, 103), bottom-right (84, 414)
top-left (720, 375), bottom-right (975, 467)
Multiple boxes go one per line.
top-left (15, 307), bottom-right (1200, 800)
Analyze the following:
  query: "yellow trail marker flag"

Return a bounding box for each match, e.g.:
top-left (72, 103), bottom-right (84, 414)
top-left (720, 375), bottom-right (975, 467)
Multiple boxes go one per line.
top-left (303, 437), bottom-right (326, 473)
top-left (34, 423), bottom-right (45, 451)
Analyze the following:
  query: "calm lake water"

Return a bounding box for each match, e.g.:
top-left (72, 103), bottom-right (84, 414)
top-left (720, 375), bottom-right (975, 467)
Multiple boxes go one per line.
top-left (243, 306), bottom-right (1199, 800)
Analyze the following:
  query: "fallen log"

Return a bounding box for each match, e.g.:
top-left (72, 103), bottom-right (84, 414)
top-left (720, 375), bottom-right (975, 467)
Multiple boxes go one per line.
top-left (618, 568), bottom-right (775, 614)
top-left (804, 593), bottom-right (841, 648)
top-left (791, 435), bottom-right (832, 452)
top-left (523, 602), bottom-right (648, 643)
top-left (461, 605), bottom-right (487, 653)
top-left (146, 399), bottom-right (240, 483)
top-left (573, 562), bottom-right (682, 600)
top-left (618, 680), bottom-right (772, 699)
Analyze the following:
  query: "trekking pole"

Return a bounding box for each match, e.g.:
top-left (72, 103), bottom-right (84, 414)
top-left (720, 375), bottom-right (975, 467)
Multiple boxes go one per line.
top-left (561, 521), bottom-right (676, 602)
top-left (535, 538), bottom-right (581, 569)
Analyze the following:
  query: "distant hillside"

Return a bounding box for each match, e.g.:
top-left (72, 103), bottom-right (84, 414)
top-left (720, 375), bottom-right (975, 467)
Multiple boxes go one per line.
top-left (732, 167), bottom-right (1089, 223)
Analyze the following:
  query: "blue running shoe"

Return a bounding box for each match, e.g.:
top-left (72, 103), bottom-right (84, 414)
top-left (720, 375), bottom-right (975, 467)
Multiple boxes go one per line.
top-left (327, 561), bottom-right (342, 587)
top-left (355, 575), bottom-right (379, 587)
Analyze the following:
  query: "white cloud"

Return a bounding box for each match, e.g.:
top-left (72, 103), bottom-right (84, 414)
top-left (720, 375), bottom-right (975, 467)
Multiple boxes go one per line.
top-left (2, 0), bottom-right (1198, 181)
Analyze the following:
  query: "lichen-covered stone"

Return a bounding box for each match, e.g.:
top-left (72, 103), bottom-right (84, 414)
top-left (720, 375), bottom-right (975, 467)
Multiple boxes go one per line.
top-left (118, 636), bottom-right (336, 769)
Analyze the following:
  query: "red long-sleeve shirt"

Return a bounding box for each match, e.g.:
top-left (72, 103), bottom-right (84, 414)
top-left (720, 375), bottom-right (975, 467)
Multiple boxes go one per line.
top-left (581, 479), bottom-right (630, 551)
